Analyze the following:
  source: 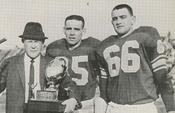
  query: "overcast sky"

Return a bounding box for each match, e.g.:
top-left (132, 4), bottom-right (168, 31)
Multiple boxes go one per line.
top-left (0, 0), bottom-right (174, 49)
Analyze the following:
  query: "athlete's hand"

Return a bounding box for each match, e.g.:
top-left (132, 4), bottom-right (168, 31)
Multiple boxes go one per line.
top-left (62, 98), bottom-right (77, 113)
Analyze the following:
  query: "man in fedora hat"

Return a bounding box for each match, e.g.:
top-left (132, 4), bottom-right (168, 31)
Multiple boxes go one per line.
top-left (0, 22), bottom-right (80, 113)
top-left (0, 22), bottom-right (48, 113)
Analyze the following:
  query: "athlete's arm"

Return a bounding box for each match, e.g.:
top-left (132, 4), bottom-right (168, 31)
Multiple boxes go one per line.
top-left (95, 51), bottom-right (109, 103)
top-left (145, 37), bottom-right (175, 112)
top-left (60, 75), bottom-right (82, 110)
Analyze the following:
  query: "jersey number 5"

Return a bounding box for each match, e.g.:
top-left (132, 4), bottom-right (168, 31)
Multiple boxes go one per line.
top-left (72, 56), bottom-right (88, 85)
top-left (103, 41), bottom-right (140, 77)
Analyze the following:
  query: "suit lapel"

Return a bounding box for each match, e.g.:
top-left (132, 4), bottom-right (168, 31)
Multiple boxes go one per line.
top-left (16, 54), bottom-right (47, 90)
top-left (40, 55), bottom-right (47, 90)
top-left (17, 53), bottom-right (25, 89)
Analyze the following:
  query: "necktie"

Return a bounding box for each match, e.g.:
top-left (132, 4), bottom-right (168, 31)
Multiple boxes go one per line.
top-left (30, 59), bottom-right (34, 85)
top-left (29, 59), bottom-right (34, 99)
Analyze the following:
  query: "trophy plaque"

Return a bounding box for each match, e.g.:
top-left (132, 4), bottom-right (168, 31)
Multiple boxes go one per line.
top-left (28, 57), bottom-right (68, 113)
top-left (36, 90), bottom-right (57, 101)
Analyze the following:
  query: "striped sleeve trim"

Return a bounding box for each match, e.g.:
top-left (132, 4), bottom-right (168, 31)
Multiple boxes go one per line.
top-left (152, 58), bottom-right (166, 69)
top-left (151, 54), bottom-right (167, 63)
top-left (153, 65), bottom-right (167, 72)
top-left (101, 76), bottom-right (108, 79)
top-left (151, 55), bottom-right (167, 72)
top-left (99, 67), bottom-right (108, 79)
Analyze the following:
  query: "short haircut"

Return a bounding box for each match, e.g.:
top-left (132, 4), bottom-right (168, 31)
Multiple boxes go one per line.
top-left (112, 4), bottom-right (133, 16)
top-left (65, 15), bottom-right (85, 28)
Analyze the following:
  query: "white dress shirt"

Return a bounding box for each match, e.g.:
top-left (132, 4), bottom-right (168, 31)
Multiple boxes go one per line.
top-left (24, 53), bottom-right (41, 103)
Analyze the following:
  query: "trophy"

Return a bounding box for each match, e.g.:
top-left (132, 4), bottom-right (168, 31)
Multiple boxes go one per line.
top-left (36, 57), bottom-right (68, 101)
top-left (27, 57), bottom-right (68, 113)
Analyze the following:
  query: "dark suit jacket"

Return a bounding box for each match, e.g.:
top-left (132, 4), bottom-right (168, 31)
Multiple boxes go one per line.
top-left (0, 53), bottom-right (47, 113)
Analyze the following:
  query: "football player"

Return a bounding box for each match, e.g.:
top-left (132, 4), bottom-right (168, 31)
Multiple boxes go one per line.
top-left (45, 15), bottom-right (101, 112)
top-left (95, 4), bottom-right (175, 113)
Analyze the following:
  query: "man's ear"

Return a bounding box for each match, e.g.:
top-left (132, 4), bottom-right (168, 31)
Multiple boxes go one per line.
top-left (111, 20), bottom-right (115, 28)
top-left (82, 28), bottom-right (86, 36)
top-left (131, 16), bottom-right (136, 25)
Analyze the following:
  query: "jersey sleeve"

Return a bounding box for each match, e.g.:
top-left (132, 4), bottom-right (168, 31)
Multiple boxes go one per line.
top-left (94, 49), bottom-right (109, 103)
top-left (45, 44), bottom-right (55, 63)
top-left (89, 48), bottom-right (101, 80)
top-left (91, 39), bottom-right (102, 80)
top-left (45, 40), bottom-right (63, 63)
top-left (135, 26), bottom-right (161, 39)
top-left (144, 36), bottom-right (175, 111)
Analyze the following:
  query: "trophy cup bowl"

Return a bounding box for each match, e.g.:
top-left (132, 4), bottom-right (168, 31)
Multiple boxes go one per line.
top-left (45, 57), bottom-right (66, 89)
top-left (36, 57), bottom-right (67, 101)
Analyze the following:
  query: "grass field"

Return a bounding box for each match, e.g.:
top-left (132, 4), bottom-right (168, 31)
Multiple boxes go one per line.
top-left (0, 89), bottom-right (168, 113)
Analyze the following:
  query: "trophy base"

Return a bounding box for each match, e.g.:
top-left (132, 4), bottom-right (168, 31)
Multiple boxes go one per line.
top-left (36, 90), bottom-right (58, 101)
top-left (28, 100), bottom-right (65, 113)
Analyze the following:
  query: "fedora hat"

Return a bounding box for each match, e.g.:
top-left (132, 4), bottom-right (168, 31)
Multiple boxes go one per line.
top-left (19, 22), bottom-right (48, 40)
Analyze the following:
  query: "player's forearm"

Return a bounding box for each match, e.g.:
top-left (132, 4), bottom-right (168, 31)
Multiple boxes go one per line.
top-left (61, 76), bottom-right (82, 108)
top-left (159, 79), bottom-right (175, 112)
top-left (161, 91), bottom-right (175, 112)
top-left (99, 77), bottom-right (109, 103)
top-left (68, 90), bottom-right (82, 109)
top-left (100, 91), bottom-right (108, 103)
top-left (155, 70), bottom-right (175, 111)
top-left (67, 82), bottom-right (80, 101)
top-left (67, 83), bottom-right (82, 109)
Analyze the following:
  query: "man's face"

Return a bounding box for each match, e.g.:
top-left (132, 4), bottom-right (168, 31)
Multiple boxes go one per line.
top-left (111, 8), bottom-right (135, 36)
top-left (24, 39), bottom-right (43, 59)
top-left (64, 20), bottom-right (85, 46)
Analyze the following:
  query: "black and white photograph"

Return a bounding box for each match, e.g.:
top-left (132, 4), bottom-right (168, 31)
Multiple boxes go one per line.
top-left (0, 0), bottom-right (175, 113)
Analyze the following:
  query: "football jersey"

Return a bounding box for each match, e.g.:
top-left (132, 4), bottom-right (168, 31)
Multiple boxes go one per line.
top-left (96, 32), bottom-right (167, 104)
top-left (46, 37), bottom-right (101, 101)
top-left (133, 26), bottom-right (161, 39)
